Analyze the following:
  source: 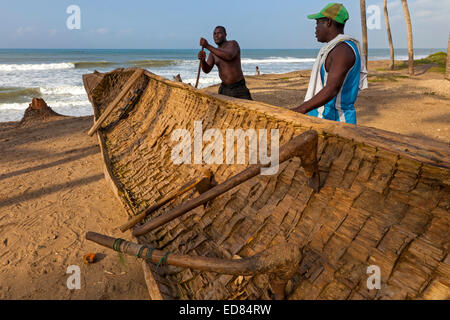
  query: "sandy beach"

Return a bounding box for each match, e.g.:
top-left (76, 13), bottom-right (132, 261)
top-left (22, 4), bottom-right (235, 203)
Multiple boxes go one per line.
top-left (0, 59), bottom-right (449, 300)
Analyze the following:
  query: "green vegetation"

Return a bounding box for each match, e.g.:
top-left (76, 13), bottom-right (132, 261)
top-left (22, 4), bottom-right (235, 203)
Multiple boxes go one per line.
top-left (397, 51), bottom-right (447, 74)
top-left (416, 52), bottom-right (447, 65)
top-left (378, 52), bottom-right (447, 74)
top-left (368, 74), bottom-right (410, 83)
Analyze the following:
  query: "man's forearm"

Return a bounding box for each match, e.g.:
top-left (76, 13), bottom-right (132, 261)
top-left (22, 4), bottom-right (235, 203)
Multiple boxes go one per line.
top-left (292, 85), bottom-right (340, 114)
top-left (205, 44), bottom-right (235, 61)
top-left (201, 60), bottom-right (213, 73)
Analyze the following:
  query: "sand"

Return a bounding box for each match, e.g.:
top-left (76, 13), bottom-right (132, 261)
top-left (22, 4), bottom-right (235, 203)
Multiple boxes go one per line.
top-left (0, 60), bottom-right (449, 300)
top-left (0, 117), bottom-right (148, 299)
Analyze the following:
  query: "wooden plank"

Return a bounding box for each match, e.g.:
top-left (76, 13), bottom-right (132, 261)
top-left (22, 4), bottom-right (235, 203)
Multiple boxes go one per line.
top-left (141, 261), bottom-right (164, 300)
top-left (87, 68), bottom-right (144, 136)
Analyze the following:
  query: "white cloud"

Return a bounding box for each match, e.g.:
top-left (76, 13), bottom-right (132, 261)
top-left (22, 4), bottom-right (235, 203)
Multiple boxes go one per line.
top-left (388, 0), bottom-right (450, 22)
top-left (387, 1), bottom-right (401, 11)
top-left (117, 28), bottom-right (133, 37)
top-left (96, 28), bottom-right (109, 35)
top-left (375, 0), bottom-right (449, 48)
top-left (16, 26), bottom-right (33, 35)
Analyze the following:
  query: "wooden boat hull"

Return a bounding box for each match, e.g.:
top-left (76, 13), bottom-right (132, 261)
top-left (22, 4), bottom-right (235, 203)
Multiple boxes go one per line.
top-left (83, 68), bottom-right (449, 300)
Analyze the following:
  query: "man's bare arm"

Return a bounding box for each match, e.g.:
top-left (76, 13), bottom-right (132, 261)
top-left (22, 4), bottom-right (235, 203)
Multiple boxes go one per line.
top-left (200, 38), bottom-right (239, 61)
top-left (198, 50), bottom-right (214, 73)
top-left (292, 43), bottom-right (355, 114)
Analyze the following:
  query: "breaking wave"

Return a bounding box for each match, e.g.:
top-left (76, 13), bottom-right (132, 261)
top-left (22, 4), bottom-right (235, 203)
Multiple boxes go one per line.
top-left (0, 63), bottom-right (74, 72)
top-left (72, 61), bottom-right (118, 69)
top-left (0, 100), bottom-right (89, 111)
top-left (0, 85), bottom-right (87, 105)
top-left (241, 57), bottom-right (316, 64)
top-left (0, 61), bottom-right (122, 71)
top-left (40, 85), bottom-right (86, 95)
top-left (127, 59), bottom-right (179, 68)
top-left (0, 87), bottom-right (42, 102)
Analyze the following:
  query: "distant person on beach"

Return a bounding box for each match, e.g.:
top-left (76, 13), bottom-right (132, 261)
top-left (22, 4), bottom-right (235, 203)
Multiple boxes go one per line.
top-left (256, 66), bottom-right (261, 76)
top-left (292, 3), bottom-right (368, 124)
top-left (198, 26), bottom-right (252, 100)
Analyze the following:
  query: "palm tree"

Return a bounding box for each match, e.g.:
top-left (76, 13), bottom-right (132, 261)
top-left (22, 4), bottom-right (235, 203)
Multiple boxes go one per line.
top-left (401, 0), bottom-right (414, 75)
top-left (360, 0), bottom-right (368, 69)
top-left (384, 0), bottom-right (395, 70)
top-left (446, 34), bottom-right (450, 80)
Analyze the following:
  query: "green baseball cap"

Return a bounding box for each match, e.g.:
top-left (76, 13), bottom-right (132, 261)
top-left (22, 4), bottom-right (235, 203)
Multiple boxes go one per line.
top-left (307, 3), bottom-right (349, 24)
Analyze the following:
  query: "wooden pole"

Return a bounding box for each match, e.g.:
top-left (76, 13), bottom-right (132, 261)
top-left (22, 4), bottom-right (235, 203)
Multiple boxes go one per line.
top-left (88, 68), bottom-right (144, 136)
top-left (133, 130), bottom-right (319, 237)
top-left (119, 170), bottom-right (212, 232)
top-left (195, 47), bottom-right (204, 89)
top-left (86, 231), bottom-right (301, 299)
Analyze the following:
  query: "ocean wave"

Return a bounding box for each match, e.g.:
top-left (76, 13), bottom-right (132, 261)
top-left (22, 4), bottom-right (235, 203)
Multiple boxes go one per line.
top-left (371, 55), bottom-right (428, 61)
top-left (0, 86), bottom-right (86, 103)
top-left (72, 61), bottom-right (118, 69)
top-left (0, 63), bottom-right (74, 72)
top-left (127, 59), bottom-right (179, 68)
top-left (40, 85), bottom-right (86, 95)
top-left (0, 87), bottom-right (41, 102)
top-left (0, 100), bottom-right (90, 111)
top-left (241, 57), bottom-right (316, 64)
top-left (183, 77), bottom-right (221, 87)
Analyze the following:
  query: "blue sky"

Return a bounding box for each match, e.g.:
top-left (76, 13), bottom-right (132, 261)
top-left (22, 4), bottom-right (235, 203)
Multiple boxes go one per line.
top-left (0, 0), bottom-right (448, 49)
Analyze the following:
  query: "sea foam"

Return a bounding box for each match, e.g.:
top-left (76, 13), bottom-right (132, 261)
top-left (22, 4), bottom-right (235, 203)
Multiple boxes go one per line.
top-left (0, 63), bottom-right (74, 72)
top-left (241, 57), bottom-right (316, 64)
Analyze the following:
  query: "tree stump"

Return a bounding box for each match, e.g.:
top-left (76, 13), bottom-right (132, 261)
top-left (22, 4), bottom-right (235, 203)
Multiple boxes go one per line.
top-left (19, 98), bottom-right (64, 125)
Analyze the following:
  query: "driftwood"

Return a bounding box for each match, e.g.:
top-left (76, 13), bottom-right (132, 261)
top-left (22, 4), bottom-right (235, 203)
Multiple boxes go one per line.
top-left (120, 169), bottom-right (213, 232)
top-left (83, 68), bottom-right (450, 300)
top-left (133, 130), bottom-right (319, 237)
top-left (86, 231), bottom-right (302, 299)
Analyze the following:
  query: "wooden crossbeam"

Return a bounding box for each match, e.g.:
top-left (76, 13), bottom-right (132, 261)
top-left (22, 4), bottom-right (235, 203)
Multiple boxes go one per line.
top-left (88, 68), bottom-right (144, 136)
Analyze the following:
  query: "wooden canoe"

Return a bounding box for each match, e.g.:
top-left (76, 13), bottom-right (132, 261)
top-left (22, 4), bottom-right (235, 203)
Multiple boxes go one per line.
top-left (83, 68), bottom-right (449, 300)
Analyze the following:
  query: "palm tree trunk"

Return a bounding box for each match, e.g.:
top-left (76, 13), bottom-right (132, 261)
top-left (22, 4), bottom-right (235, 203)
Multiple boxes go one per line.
top-left (360, 0), bottom-right (368, 69)
top-left (384, 0), bottom-right (395, 70)
top-left (446, 34), bottom-right (450, 80)
top-left (401, 0), bottom-right (414, 75)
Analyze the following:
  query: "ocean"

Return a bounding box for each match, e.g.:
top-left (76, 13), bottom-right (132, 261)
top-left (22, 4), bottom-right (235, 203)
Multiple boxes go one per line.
top-left (0, 48), bottom-right (441, 122)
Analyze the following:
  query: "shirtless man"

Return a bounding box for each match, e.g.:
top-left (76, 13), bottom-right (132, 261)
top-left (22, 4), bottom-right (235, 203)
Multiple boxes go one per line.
top-left (198, 26), bottom-right (252, 100)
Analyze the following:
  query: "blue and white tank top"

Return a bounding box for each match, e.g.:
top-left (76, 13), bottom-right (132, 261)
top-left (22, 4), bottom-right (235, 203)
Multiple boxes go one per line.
top-left (308, 40), bottom-right (361, 124)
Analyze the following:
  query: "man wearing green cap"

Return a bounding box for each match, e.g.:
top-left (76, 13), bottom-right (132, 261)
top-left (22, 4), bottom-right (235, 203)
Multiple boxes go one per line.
top-left (292, 3), bottom-right (368, 124)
